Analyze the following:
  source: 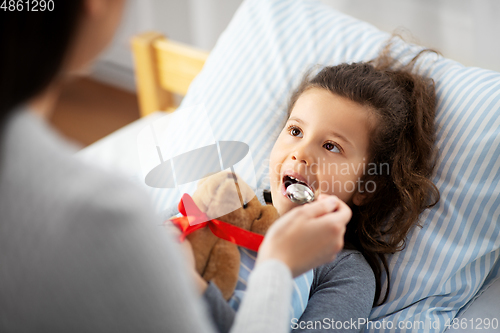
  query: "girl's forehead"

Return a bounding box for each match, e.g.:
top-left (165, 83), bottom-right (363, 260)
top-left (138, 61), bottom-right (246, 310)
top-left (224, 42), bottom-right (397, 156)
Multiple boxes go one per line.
top-left (290, 89), bottom-right (370, 123)
top-left (289, 88), bottom-right (374, 153)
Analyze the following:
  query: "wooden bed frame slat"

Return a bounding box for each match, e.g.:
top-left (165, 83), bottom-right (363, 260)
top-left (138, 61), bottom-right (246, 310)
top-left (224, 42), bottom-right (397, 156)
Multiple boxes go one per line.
top-left (131, 32), bottom-right (209, 117)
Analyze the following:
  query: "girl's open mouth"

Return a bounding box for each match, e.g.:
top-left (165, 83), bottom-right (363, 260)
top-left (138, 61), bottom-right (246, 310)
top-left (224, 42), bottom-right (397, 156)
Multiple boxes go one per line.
top-left (281, 175), bottom-right (314, 198)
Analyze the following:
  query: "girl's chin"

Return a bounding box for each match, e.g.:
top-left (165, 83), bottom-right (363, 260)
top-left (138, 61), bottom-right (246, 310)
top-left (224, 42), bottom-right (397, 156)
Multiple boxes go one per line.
top-left (274, 194), bottom-right (299, 216)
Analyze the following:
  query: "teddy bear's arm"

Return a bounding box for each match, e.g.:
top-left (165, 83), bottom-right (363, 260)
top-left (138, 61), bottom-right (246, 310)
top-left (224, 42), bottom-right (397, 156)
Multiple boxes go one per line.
top-left (202, 240), bottom-right (241, 301)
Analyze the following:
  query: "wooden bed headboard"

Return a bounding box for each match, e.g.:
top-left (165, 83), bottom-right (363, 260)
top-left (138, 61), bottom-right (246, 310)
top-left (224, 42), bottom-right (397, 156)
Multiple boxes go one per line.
top-left (131, 32), bottom-right (209, 117)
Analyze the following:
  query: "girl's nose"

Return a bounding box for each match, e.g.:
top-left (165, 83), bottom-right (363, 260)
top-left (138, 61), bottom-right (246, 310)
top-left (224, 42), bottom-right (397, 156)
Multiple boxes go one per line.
top-left (291, 145), bottom-right (312, 166)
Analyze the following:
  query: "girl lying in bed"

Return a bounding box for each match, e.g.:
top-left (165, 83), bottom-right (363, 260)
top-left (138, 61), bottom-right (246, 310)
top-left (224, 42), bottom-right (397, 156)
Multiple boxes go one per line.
top-left (196, 43), bottom-right (441, 332)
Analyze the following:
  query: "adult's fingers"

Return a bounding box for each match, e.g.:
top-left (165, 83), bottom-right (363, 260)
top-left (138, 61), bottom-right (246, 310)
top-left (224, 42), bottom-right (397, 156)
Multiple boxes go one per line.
top-left (257, 197), bottom-right (352, 277)
top-left (297, 195), bottom-right (340, 218)
top-left (315, 199), bottom-right (352, 226)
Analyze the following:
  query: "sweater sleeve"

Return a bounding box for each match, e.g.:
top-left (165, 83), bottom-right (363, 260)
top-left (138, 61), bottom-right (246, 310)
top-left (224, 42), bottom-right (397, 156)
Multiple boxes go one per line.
top-left (203, 260), bottom-right (294, 333)
top-left (291, 251), bottom-right (376, 333)
top-left (231, 259), bottom-right (294, 333)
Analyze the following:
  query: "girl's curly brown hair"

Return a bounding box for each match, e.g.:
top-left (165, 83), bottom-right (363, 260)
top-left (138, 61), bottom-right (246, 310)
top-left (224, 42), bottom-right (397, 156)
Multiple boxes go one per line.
top-left (287, 43), bottom-right (441, 306)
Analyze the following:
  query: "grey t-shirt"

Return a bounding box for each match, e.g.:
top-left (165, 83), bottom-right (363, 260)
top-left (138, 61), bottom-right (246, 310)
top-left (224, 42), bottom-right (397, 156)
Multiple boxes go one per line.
top-left (204, 249), bottom-right (376, 333)
top-left (0, 107), bottom-right (294, 332)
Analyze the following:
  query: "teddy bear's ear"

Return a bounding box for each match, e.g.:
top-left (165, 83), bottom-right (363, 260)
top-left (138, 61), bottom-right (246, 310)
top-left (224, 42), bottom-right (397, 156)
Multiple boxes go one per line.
top-left (192, 171), bottom-right (237, 215)
top-left (197, 177), bottom-right (208, 187)
top-left (197, 172), bottom-right (218, 187)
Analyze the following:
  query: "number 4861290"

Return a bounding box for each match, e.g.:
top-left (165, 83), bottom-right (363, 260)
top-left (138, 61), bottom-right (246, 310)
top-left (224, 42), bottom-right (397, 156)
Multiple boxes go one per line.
top-left (1, 0), bottom-right (54, 11)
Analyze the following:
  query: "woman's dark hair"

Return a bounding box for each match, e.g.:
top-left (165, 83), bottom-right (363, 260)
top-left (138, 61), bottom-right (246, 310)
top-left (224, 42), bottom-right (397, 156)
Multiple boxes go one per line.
top-left (0, 1), bottom-right (84, 138)
top-left (287, 40), bottom-right (441, 306)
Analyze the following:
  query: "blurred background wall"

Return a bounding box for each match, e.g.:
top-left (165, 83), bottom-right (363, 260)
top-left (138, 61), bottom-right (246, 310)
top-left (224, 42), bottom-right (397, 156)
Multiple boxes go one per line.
top-left (91, 0), bottom-right (500, 92)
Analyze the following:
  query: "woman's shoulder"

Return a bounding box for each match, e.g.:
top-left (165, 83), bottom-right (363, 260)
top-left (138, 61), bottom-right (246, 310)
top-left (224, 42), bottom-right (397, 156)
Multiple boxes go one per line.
top-left (0, 107), bottom-right (161, 231)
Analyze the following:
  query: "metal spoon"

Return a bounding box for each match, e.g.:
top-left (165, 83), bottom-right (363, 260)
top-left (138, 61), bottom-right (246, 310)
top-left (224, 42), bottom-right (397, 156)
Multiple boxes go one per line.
top-left (286, 183), bottom-right (315, 204)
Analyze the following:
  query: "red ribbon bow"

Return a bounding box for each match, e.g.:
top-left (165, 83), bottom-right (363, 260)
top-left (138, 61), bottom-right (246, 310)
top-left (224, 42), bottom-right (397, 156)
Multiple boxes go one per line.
top-left (169, 193), bottom-right (264, 252)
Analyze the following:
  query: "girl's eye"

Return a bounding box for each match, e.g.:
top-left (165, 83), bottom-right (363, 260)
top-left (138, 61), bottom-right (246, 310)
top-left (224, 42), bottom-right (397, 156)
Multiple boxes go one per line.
top-left (288, 126), bottom-right (303, 138)
top-left (324, 142), bottom-right (341, 153)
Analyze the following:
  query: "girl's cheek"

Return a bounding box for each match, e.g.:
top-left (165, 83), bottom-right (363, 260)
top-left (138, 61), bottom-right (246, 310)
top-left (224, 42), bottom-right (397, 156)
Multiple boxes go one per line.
top-left (269, 145), bottom-right (282, 173)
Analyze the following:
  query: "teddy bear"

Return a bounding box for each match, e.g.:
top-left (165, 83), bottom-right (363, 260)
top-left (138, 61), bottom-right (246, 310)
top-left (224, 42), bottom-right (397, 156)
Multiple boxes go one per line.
top-left (177, 171), bottom-right (279, 300)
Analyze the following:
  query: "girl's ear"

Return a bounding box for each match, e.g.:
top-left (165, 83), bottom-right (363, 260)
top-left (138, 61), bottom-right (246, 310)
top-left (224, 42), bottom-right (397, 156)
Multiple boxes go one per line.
top-left (352, 191), bottom-right (369, 206)
top-left (83, 0), bottom-right (107, 18)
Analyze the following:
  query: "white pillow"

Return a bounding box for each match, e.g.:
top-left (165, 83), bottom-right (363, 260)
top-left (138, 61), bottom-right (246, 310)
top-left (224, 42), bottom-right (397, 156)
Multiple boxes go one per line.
top-left (151, 0), bottom-right (500, 331)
